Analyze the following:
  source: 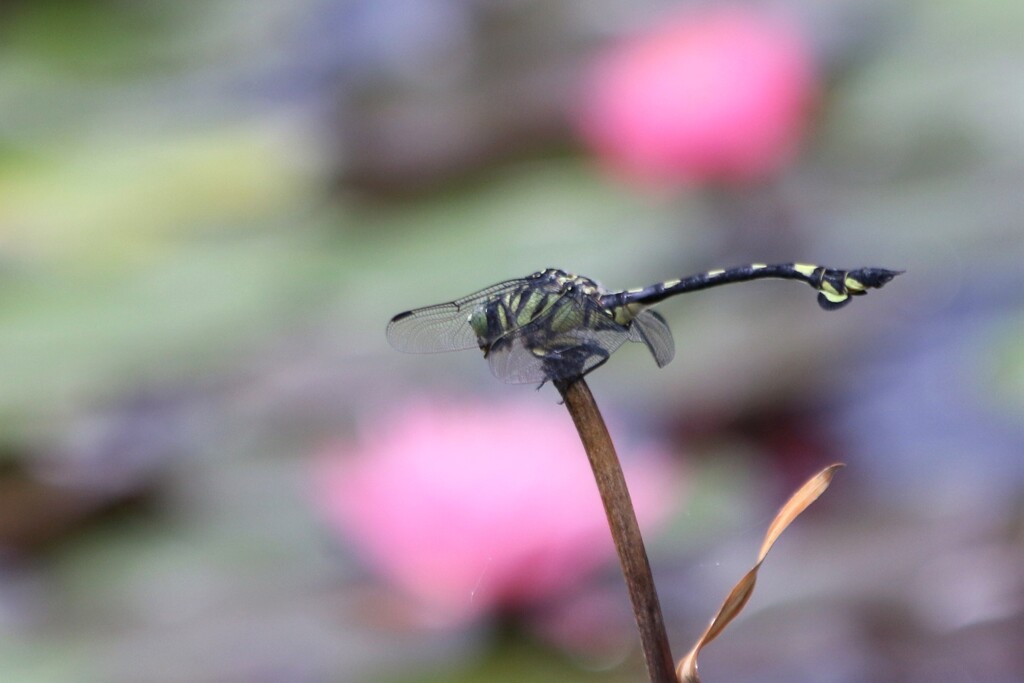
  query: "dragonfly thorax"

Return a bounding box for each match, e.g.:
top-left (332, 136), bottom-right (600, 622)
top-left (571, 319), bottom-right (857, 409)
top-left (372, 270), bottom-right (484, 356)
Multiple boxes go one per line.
top-left (467, 269), bottom-right (605, 352)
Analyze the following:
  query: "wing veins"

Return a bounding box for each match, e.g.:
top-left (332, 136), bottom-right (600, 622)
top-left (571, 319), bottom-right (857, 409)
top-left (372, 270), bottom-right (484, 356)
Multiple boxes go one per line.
top-left (386, 277), bottom-right (533, 353)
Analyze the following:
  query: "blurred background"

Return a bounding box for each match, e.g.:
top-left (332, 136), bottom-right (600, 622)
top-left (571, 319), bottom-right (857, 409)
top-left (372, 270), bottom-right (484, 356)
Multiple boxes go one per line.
top-left (0, 1), bottom-right (1021, 681)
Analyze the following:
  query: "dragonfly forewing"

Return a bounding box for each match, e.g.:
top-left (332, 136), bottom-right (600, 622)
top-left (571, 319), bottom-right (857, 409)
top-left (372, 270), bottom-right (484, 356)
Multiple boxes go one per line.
top-left (386, 277), bottom-right (533, 353)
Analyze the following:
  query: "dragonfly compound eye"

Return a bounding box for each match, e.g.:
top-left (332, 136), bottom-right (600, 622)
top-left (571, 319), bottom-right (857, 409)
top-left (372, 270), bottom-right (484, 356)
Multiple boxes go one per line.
top-left (469, 307), bottom-right (491, 344)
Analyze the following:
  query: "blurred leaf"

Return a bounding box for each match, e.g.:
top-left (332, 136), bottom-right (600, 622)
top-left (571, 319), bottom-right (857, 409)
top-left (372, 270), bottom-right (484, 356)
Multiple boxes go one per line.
top-left (0, 640), bottom-right (92, 683)
top-left (0, 236), bottom-right (330, 431)
top-left (2, 0), bottom-right (203, 77)
top-left (383, 635), bottom-right (635, 683)
top-left (988, 315), bottom-right (1024, 412)
top-left (0, 126), bottom-right (311, 268)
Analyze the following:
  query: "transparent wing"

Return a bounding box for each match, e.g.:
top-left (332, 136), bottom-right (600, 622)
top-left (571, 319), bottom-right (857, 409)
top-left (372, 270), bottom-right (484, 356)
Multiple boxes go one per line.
top-left (486, 293), bottom-right (632, 384)
top-left (386, 277), bottom-right (533, 353)
top-left (628, 310), bottom-right (675, 368)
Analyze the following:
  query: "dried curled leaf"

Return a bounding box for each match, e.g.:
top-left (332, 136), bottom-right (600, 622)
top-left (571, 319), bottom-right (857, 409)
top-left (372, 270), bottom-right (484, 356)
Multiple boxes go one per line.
top-left (676, 464), bottom-right (844, 683)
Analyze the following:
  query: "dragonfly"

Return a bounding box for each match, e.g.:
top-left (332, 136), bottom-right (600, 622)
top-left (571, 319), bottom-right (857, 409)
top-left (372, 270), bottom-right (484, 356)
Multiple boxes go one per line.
top-left (386, 263), bottom-right (901, 385)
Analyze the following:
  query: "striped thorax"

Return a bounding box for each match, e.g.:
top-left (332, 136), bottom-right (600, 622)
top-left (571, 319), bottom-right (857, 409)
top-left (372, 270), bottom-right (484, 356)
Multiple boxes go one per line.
top-left (468, 268), bottom-right (604, 354)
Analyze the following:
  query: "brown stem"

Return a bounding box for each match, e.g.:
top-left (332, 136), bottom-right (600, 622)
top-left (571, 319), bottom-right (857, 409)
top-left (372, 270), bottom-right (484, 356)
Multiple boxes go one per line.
top-left (555, 377), bottom-right (676, 683)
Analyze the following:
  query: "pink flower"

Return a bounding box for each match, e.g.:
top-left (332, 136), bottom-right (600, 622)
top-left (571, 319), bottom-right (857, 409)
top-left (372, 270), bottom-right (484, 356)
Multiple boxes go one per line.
top-left (312, 398), bottom-right (680, 625)
top-left (577, 7), bottom-right (818, 186)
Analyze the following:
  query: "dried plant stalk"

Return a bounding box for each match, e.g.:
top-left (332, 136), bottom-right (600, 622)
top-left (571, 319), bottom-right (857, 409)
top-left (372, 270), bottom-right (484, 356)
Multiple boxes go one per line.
top-left (555, 377), bottom-right (676, 683)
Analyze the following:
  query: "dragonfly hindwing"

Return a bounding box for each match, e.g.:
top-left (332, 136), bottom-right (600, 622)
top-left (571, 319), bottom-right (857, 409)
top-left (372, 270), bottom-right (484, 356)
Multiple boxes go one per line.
top-left (628, 310), bottom-right (675, 368)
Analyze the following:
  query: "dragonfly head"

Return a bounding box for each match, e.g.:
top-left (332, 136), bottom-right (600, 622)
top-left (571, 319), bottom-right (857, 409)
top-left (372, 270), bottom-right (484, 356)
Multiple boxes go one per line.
top-left (530, 268), bottom-right (572, 283)
top-left (532, 268), bottom-right (603, 297)
top-left (468, 306), bottom-right (490, 352)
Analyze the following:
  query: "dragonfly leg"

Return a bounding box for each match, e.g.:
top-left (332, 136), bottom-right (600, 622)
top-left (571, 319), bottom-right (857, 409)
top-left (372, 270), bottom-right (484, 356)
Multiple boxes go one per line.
top-left (539, 342), bottom-right (611, 382)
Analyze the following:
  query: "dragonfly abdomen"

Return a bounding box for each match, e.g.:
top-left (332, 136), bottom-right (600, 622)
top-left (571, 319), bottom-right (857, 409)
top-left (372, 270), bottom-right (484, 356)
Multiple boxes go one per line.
top-left (603, 263), bottom-right (902, 312)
